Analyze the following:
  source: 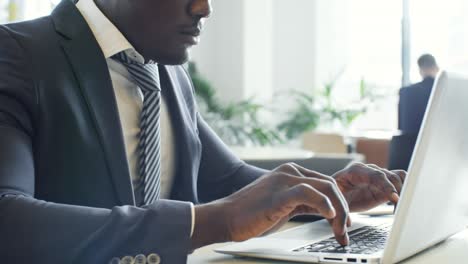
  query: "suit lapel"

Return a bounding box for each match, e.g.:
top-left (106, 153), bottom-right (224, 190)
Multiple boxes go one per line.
top-left (51, 0), bottom-right (134, 205)
top-left (161, 66), bottom-right (202, 203)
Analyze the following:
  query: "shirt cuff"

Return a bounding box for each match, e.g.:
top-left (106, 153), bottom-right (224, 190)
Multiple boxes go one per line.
top-left (190, 202), bottom-right (195, 237)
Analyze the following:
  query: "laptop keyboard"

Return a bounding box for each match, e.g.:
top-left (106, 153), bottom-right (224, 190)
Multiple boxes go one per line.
top-left (293, 223), bottom-right (392, 255)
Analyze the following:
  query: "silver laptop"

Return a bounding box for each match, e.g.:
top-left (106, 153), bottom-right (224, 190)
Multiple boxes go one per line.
top-left (216, 71), bottom-right (468, 264)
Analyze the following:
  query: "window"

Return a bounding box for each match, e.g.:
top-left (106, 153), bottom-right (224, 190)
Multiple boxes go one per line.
top-left (340, 0), bottom-right (468, 132)
top-left (346, 1), bottom-right (403, 91)
top-left (408, 0), bottom-right (468, 82)
top-left (334, 1), bottom-right (402, 131)
top-left (0, 0), bottom-right (58, 23)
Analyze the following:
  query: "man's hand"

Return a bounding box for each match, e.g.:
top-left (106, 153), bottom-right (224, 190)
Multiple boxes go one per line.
top-left (191, 163), bottom-right (350, 250)
top-left (190, 162), bottom-right (406, 251)
top-left (332, 163), bottom-right (406, 212)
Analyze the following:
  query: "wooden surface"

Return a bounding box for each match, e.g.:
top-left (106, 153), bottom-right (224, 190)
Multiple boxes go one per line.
top-left (188, 222), bottom-right (468, 264)
top-left (355, 137), bottom-right (390, 168)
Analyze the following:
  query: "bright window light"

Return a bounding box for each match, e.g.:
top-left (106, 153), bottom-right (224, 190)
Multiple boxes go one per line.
top-left (0, 0), bottom-right (57, 22)
top-left (336, 1), bottom-right (402, 131)
top-left (410, 0), bottom-right (468, 82)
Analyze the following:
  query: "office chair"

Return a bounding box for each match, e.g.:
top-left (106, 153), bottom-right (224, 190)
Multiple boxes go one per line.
top-left (388, 133), bottom-right (417, 171)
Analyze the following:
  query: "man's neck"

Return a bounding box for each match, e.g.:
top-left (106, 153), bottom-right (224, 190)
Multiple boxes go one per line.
top-left (93, 0), bottom-right (118, 26)
top-left (92, 0), bottom-right (130, 41)
top-left (92, 0), bottom-right (142, 58)
top-left (421, 70), bottom-right (439, 80)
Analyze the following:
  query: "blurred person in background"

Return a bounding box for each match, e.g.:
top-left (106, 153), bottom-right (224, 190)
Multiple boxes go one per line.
top-left (399, 54), bottom-right (439, 135)
top-left (389, 54), bottom-right (439, 170)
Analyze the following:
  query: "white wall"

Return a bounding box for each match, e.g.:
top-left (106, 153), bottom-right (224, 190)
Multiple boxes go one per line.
top-left (190, 0), bottom-right (245, 103)
top-left (243, 0), bottom-right (274, 101)
top-left (190, 0), bottom-right (348, 103)
top-left (272, 0), bottom-right (319, 95)
top-left (315, 1), bottom-right (349, 85)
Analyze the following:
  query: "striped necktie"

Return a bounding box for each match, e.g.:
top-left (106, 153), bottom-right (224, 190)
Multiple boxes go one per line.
top-left (113, 51), bottom-right (161, 205)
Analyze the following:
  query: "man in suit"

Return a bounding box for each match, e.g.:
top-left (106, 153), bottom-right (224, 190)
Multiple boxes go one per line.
top-left (389, 54), bottom-right (439, 170)
top-left (0, 0), bottom-right (405, 263)
top-left (399, 54), bottom-right (439, 135)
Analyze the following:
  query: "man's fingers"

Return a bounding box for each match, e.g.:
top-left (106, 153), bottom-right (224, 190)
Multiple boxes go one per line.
top-left (274, 163), bottom-right (302, 176)
top-left (391, 170), bottom-right (407, 184)
top-left (283, 183), bottom-right (337, 219)
top-left (275, 162), bottom-right (336, 185)
top-left (326, 218), bottom-right (350, 245)
top-left (328, 217), bottom-right (352, 228)
top-left (274, 164), bottom-right (350, 245)
top-left (367, 164), bottom-right (403, 194)
top-left (291, 164), bottom-right (336, 183)
top-left (366, 165), bottom-right (400, 203)
top-left (333, 219), bottom-right (350, 245)
top-left (284, 182), bottom-right (349, 246)
top-left (295, 178), bottom-right (349, 245)
top-left (289, 164), bottom-right (350, 215)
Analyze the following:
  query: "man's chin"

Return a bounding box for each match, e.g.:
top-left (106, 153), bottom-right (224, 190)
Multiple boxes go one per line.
top-left (154, 50), bottom-right (189, 66)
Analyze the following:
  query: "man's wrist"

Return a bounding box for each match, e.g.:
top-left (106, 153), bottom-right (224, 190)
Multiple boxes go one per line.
top-left (190, 202), bottom-right (230, 250)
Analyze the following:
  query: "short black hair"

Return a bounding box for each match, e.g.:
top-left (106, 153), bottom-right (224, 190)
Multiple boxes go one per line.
top-left (417, 54), bottom-right (438, 69)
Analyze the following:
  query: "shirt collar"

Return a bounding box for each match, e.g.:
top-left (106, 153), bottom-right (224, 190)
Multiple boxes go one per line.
top-left (75, 0), bottom-right (145, 64)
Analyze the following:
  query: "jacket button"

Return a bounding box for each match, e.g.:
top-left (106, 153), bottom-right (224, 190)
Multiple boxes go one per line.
top-left (147, 253), bottom-right (161, 264)
top-left (134, 254), bottom-right (147, 264)
top-left (121, 255), bottom-right (134, 264)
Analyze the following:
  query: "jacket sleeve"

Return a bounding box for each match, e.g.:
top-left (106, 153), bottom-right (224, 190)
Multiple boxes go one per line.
top-left (196, 113), bottom-right (269, 202)
top-left (0, 26), bottom-right (192, 264)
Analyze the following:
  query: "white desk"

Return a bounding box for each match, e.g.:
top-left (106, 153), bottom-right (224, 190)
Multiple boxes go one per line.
top-left (188, 223), bottom-right (468, 264)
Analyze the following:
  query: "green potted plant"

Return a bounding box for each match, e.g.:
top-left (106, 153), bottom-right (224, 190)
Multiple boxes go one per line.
top-left (7, 0), bottom-right (19, 21)
top-left (188, 62), bottom-right (282, 147)
top-left (277, 77), bottom-right (379, 142)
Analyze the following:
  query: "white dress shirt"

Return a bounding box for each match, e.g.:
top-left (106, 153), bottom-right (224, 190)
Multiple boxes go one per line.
top-left (75, 0), bottom-right (194, 236)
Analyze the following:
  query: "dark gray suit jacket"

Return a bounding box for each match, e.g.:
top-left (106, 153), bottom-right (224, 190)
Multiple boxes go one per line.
top-left (398, 77), bottom-right (434, 134)
top-left (0, 0), bottom-right (266, 263)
